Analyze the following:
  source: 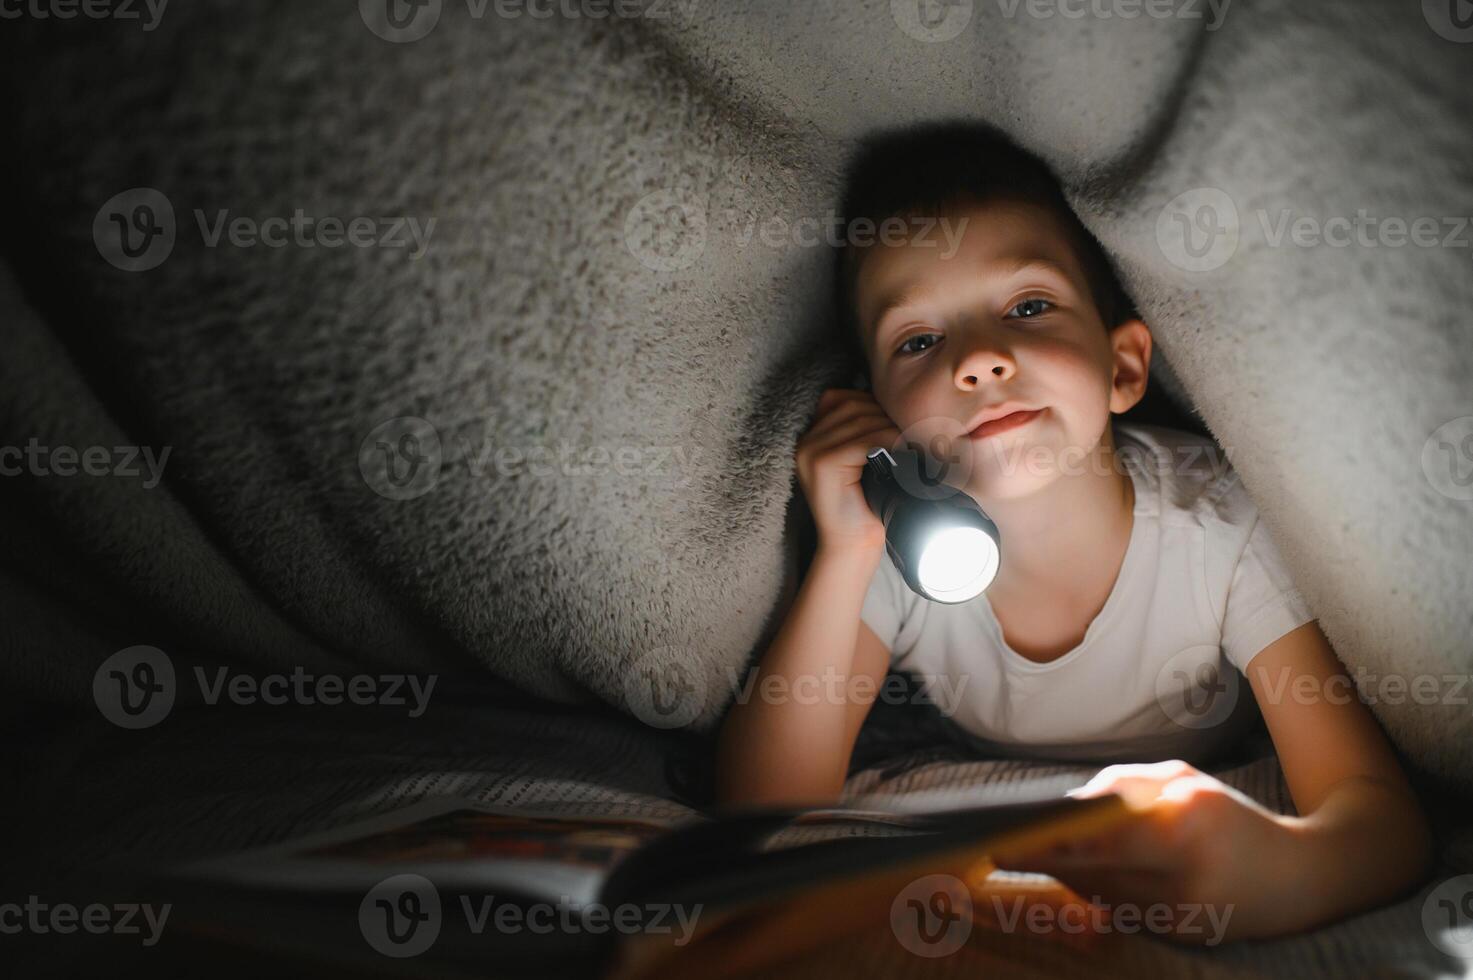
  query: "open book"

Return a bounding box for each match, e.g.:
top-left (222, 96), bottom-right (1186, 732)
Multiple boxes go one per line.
top-left (143, 788), bottom-right (1141, 978)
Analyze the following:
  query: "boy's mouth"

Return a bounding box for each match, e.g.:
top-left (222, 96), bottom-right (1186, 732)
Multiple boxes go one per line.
top-left (967, 406), bottom-right (1043, 441)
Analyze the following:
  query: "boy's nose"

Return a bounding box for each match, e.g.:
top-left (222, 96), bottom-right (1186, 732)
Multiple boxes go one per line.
top-left (953, 334), bottom-right (1017, 390)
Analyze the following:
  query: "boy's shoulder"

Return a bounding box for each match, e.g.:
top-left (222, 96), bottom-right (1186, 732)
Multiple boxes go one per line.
top-left (1114, 421), bottom-right (1258, 535)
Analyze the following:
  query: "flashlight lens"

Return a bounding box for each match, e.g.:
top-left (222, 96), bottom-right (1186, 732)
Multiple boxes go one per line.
top-left (916, 525), bottom-right (998, 602)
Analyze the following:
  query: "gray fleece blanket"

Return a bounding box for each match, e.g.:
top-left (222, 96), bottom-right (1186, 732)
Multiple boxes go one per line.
top-left (1, 0), bottom-right (1470, 802)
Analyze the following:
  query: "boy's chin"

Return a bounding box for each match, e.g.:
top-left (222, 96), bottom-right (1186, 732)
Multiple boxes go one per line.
top-left (959, 437), bottom-right (1090, 500)
top-left (963, 468), bottom-right (1056, 503)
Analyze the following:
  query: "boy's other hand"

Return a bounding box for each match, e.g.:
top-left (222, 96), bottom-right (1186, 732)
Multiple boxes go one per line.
top-left (796, 387), bottom-right (902, 555)
top-left (990, 759), bottom-right (1303, 944)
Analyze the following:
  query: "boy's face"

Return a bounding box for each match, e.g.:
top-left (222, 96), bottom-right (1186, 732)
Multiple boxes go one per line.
top-left (855, 198), bottom-right (1151, 502)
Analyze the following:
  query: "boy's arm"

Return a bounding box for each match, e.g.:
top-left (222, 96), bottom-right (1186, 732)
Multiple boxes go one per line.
top-left (843, 621), bottom-right (895, 762)
top-left (993, 620), bottom-right (1435, 942)
top-left (714, 541), bottom-right (892, 807)
top-left (1243, 620), bottom-right (1435, 926)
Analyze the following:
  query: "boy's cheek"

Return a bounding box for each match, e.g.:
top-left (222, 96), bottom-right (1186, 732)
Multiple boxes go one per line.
top-left (1029, 359), bottom-right (1116, 423)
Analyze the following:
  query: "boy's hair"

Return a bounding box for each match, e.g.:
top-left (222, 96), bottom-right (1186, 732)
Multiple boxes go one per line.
top-left (834, 120), bottom-right (1138, 378)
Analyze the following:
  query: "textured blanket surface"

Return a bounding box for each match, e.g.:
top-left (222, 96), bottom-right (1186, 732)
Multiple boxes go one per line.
top-left (1, 0), bottom-right (1470, 795)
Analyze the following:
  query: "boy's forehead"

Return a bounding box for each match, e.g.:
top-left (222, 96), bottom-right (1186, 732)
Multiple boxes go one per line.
top-left (856, 199), bottom-right (1083, 338)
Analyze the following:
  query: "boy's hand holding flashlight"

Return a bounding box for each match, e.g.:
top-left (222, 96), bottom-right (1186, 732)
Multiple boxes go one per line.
top-left (795, 387), bottom-right (901, 556)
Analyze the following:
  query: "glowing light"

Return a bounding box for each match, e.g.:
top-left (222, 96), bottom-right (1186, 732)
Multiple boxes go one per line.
top-left (916, 525), bottom-right (999, 602)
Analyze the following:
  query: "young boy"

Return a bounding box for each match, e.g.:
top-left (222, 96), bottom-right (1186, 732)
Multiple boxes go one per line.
top-left (715, 122), bottom-right (1433, 941)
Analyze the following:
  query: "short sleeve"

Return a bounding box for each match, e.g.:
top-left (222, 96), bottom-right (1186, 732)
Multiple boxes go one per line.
top-left (859, 554), bottom-right (906, 653)
top-left (1220, 514), bottom-right (1317, 672)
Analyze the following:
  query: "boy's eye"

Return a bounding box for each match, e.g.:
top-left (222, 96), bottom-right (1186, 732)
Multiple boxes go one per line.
top-left (894, 299), bottom-right (1052, 356)
top-left (1007, 298), bottom-right (1053, 319)
top-left (896, 333), bottom-right (939, 356)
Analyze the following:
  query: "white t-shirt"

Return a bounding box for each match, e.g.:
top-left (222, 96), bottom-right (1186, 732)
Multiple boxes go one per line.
top-left (859, 421), bottom-right (1317, 765)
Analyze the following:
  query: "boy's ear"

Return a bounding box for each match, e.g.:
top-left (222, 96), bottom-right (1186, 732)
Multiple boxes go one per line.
top-left (1107, 318), bottom-right (1152, 415)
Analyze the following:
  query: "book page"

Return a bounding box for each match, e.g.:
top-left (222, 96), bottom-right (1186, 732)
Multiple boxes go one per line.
top-left (178, 796), bottom-right (695, 906)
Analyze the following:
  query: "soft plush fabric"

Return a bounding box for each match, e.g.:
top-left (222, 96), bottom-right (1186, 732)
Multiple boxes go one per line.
top-left (1, 1), bottom-right (1470, 797)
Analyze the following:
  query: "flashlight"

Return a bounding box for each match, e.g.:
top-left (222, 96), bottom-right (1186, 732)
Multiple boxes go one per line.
top-left (861, 446), bottom-right (1002, 604)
